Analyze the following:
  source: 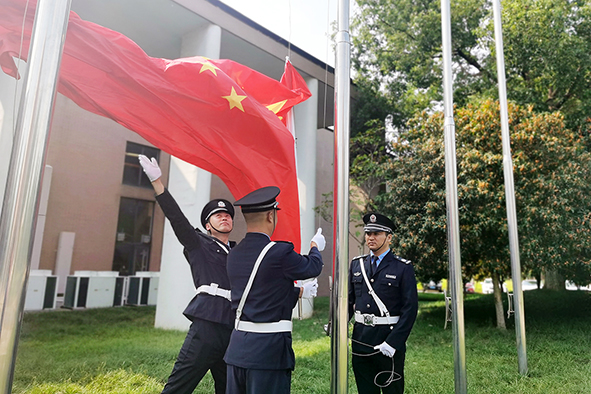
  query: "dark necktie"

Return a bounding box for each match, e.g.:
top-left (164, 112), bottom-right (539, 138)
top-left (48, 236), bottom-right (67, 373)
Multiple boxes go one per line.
top-left (370, 255), bottom-right (378, 277)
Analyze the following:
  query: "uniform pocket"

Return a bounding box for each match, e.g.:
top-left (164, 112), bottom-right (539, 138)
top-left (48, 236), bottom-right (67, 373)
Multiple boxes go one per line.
top-left (352, 275), bottom-right (363, 297)
top-left (379, 276), bottom-right (399, 296)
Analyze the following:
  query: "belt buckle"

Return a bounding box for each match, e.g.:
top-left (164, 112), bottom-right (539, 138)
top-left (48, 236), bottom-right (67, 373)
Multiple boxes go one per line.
top-left (363, 314), bottom-right (375, 327)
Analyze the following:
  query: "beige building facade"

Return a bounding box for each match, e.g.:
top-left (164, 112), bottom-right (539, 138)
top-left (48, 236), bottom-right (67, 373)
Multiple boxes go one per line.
top-left (39, 96), bottom-right (170, 276)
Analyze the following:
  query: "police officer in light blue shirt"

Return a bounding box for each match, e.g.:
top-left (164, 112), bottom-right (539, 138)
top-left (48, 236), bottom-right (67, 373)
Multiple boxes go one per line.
top-left (348, 212), bottom-right (418, 394)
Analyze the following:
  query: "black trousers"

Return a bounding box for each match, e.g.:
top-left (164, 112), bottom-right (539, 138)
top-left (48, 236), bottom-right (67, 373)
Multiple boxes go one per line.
top-left (226, 365), bottom-right (291, 394)
top-left (161, 318), bottom-right (232, 394)
top-left (352, 349), bottom-right (406, 394)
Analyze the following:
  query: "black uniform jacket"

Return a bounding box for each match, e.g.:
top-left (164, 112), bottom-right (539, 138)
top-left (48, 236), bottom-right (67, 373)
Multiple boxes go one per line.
top-left (348, 251), bottom-right (418, 353)
top-left (156, 189), bottom-right (235, 326)
top-left (224, 232), bottom-right (323, 370)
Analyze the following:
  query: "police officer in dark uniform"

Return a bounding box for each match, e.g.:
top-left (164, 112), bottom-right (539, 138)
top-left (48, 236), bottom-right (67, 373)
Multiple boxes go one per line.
top-left (139, 155), bottom-right (235, 394)
top-left (224, 186), bottom-right (325, 394)
top-left (348, 212), bottom-right (418, 394)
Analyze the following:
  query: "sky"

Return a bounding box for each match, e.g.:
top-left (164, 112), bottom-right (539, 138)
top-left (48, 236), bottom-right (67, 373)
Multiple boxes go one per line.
top-left (218, 0), bottom-right (340, 67)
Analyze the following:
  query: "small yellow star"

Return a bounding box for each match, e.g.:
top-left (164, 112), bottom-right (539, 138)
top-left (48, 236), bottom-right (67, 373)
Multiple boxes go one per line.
top-left (266, 100), bottom-right (287, 114)
top-left (222, 87), bottom-right (247, 112)
top-left (199, 60), bottom-right (219, 76)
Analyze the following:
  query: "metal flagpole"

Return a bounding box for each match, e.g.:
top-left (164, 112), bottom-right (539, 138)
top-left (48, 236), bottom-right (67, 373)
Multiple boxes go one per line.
top-left (0, 0), bottom-right (72, 392)
top-left (330, 0), bottom-right (351, 392)
top-left (440, 0), bottom-right (468, 392)
top-left (491, 0), bottom-right (528, 375)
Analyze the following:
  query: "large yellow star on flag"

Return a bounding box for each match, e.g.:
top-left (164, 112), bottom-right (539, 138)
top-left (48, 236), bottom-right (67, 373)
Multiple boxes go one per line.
top-left (222, 87), bottom-right (247, 112)
top-left (199, 60), bottom-right (219, 76)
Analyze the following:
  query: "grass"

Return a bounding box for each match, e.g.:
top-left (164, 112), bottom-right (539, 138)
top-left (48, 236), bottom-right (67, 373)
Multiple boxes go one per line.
top-left (13, 290), bottom-right (591, 393)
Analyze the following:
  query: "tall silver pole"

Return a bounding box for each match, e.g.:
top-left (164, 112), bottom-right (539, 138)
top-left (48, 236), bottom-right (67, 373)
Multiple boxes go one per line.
top-left (491, 0), bottom-right (528, 375)
top-left (440, 0), bottom-right (468, 392)
top-left (330, 0), bottom-right (351, 392)
top-left (0, 0), bottom-right (72, 392)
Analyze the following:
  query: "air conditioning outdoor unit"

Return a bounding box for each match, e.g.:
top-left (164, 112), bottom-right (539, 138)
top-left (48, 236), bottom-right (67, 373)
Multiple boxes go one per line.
top-left (24, 270), bottom-right (58, 311)
top-left (63, 271), bottom-right (119, 308)
top-left (126, 271), bottom-right (159, 306)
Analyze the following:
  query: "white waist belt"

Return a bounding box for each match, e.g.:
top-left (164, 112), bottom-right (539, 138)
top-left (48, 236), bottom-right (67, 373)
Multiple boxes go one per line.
top-left (196, 283), bottom-right (231, 301)
top-left (235, 320), bottom-right (292, 333)
top-left (355, 311), bottom-right (400, 326)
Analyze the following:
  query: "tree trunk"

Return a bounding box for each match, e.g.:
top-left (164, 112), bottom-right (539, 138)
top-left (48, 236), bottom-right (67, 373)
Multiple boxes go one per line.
top-left (544, 269), bottom-right (566, 291)
top-left (535, 272), bottom-right (542, 289)
top-left (492, 273), bottom-right (506, 330)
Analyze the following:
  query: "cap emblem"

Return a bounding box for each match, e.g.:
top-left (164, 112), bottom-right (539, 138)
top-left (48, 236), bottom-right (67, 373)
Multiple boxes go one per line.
top-left (370, 214), bottom-right (377, 223)
top-left (218, 201), bottom-right (226, 207)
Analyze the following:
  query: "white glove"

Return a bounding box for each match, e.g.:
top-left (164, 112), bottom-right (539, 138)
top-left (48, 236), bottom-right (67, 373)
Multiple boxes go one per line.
top-left (310, 228), bottom-right (326, 251)
top-left (301, 278), bottom-right (318, 299)
top-left (373, 341), bottom-right (396, 358)
top-left (138, 154), bottom-right (162, 182)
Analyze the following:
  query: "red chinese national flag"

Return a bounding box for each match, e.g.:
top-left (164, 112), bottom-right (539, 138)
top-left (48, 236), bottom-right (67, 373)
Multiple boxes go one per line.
top-left (0, 0), bottom-right (311, 251)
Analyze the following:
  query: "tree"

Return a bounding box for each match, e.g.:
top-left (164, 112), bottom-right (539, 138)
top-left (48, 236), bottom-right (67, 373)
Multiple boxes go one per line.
top-left (352, 0), bottom-right (485, 130)
top-left (351, 0), bottom-right (591, 132)
top-left (313, 124), bottom-right (394, 254)
top-left (350, 120), bottom-right (392, 197)
top-left (350, 80), bottom-right (397, 138)
top-left (359, 99), bottom-right (591, 328)
top-left (496, 0), bottom-right (591, 131)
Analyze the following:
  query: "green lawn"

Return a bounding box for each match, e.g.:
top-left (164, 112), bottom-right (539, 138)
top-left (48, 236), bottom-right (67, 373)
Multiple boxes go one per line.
top-left (13, 290), bottom-right (591, 393)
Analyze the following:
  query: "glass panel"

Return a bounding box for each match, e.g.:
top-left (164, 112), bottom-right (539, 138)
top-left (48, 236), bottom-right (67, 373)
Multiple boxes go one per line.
top-left (63, 277), bottom-right (78, 308)
top-left (113, 277), bottom-right (124, 306)
top-left (127, 277), bottom-right (140, 305)
top-left (43, 277), bottom-right (57, 309)
top-left (122, 142), bottom-right (160, 188)
top-left (112, 198), bottom-right (154, 275)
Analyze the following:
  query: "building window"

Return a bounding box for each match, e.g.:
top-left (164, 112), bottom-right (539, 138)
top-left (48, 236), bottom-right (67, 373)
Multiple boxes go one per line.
top-left (123, 142), bottom-right (160, 188)
top-left (112, 198), bottom-right (154, 275)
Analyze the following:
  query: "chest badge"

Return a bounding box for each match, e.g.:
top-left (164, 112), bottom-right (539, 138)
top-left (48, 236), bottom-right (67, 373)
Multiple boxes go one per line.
top-left (354, 272), bottom-right (361, 276)
top-left (385, 274), bottom-right (397, 279)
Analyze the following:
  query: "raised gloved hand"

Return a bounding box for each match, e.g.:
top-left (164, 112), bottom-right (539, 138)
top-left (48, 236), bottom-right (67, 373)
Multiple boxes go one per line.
top-left (302, 278), bottom-right (318, 298)
top-left (138, 154), bottom-right (162, 182)
top-left (373, 341), bottom-right (396, 358)
top-left (310, 228), bottom-right (326, 251)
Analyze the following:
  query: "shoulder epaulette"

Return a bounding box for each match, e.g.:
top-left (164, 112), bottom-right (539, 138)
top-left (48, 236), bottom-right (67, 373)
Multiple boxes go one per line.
top-left (395, 255), bottom-right (411, 265)
top-left (275, 240), bottom-right (294, 246)
top-left (352, 254), bottom-right (369, 261)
